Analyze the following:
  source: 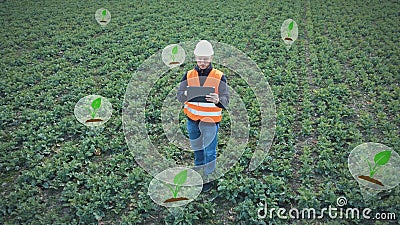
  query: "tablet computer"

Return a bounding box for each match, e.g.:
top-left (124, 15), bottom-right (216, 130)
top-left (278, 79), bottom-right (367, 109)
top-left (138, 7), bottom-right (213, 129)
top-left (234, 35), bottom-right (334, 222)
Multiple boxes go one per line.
top-left (187, 86), bottom-right (215, 102)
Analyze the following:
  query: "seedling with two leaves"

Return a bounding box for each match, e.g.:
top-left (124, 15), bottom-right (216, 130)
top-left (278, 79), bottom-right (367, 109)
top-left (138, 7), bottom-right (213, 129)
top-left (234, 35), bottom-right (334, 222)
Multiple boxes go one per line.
top-left (85, 97), bottom-right (103, 123)
top-left (163, 169), bottom-right (190, 203)
top-left (169, 45), bottom-right (180, 65)
top-left (100, 10), bottom-right (107, 22)
top-left (358, 150), bottom-right (392, 186)
top-left (285, 21), bottom-right (294, 41)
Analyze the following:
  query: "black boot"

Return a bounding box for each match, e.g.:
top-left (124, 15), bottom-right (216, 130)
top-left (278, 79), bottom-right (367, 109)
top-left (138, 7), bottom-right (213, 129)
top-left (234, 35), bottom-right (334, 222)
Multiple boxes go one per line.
top-left (202, 181), bottom-right (213, 193)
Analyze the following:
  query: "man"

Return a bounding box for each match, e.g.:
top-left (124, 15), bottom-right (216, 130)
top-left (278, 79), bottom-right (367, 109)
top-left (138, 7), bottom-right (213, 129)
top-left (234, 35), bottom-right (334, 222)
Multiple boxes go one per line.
top-left (177, 40), bottom-right (229, 192)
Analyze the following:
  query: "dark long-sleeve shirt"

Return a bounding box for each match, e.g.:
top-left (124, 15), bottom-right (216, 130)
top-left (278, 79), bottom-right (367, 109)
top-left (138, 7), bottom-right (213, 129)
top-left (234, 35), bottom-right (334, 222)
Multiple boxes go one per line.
top-left (177, 64), bottom-right (229, 109)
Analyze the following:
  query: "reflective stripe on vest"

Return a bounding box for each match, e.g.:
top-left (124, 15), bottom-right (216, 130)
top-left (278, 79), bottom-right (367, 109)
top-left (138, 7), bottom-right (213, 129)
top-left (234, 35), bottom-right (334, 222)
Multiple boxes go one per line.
top-left (185, 102), bottom-right (222, 111)
top-left (184, 105), bottom-right (222, 117)
top-left (184, 68), bottom-right (223, 122)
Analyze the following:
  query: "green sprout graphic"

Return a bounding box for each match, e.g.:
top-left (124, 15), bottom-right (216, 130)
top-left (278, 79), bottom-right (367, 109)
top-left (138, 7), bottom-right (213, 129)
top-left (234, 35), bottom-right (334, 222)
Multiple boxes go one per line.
top-left (171, 45), bottom-right (178, 62)
top-left (101, 10), bottom-right (107, 21)
top-left (163, 169), bottom-right (189, 203)
top-left (287, 21), bottom-right (294, 37)
top-left (358, 150), bottom-right (391, 186)
top-left (86, 97), bottom-right (102, 119)
top-left (368, 150), bottom-right (391, 178)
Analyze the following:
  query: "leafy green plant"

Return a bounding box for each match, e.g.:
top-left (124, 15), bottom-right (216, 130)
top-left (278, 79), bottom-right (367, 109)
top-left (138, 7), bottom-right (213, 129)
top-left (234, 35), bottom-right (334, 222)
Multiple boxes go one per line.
top-left (358, 150), bottom-right (392, 187)
top-left (367, 150), bottom-right (391, 178)
top-left (101, 10), bottom-right (107, 21)
top-left (171, 45), bottom-right (178, 62)
top-left (86, 97), bottom-right (102, 119)
top-left (287, 21), bottom-right (294, 37)
top-left (164, 169), bottom-right (187, 200)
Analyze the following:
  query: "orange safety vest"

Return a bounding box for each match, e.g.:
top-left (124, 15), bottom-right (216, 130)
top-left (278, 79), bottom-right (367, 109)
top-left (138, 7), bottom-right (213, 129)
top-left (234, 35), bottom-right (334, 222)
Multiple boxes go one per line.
top-left (184, 68), bottom-right (223, 123)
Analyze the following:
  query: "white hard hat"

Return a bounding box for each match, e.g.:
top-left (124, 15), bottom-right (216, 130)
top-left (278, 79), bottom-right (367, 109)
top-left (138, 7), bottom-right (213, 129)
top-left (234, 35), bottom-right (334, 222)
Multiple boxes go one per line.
top-left (194, 40), bottom-right (214, 56)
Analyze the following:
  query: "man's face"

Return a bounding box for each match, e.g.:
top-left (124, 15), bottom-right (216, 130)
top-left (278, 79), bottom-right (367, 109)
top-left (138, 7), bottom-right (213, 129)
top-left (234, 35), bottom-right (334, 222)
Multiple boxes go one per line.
top-left (195, 56), bottom-right (212, 70)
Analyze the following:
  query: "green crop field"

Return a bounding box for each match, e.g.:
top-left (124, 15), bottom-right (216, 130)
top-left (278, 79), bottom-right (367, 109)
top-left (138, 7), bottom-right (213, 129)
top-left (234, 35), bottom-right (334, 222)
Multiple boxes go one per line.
top-left (1, 0), bottom-right (399, 224)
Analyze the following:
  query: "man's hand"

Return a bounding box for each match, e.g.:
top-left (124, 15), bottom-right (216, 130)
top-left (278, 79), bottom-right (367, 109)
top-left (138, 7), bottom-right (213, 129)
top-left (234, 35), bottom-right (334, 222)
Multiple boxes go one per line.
top-left (206, 93), bottom-right (219, 104)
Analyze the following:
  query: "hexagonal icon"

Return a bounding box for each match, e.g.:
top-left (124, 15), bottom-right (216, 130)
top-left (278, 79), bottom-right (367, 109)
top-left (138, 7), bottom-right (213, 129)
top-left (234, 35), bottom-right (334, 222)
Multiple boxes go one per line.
top-left (348, 142), bottom-right (400, 190)
top-left (148, 167), bottom-right (202, 208)
top-left (95, 8), bottom-right (111, 26)
top-left (162, 44), bottom-right (186, 68)
top-left (281, 19), bottom-right (298, 49)
top-left (74, 95), bottom-right (112, 127)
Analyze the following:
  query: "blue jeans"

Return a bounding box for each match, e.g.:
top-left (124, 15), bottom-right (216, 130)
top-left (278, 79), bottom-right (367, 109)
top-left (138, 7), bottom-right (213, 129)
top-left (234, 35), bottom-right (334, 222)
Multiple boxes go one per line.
top-left (187, 118), bottom-right (219, 176)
